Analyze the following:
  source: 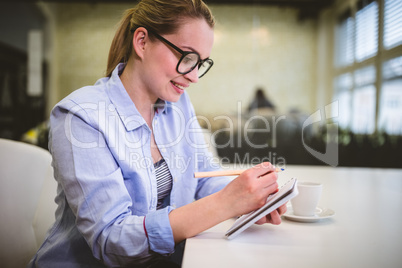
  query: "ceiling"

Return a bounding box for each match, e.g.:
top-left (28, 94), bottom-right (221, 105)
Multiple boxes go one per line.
top-left (30, 0), bottom-right (335, 20)
top-left (205, 0), bottom-right (335, 19)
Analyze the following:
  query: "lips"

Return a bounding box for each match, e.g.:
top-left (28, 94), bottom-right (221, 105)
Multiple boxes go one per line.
top-left (171, 81), bottom-right (187, 94)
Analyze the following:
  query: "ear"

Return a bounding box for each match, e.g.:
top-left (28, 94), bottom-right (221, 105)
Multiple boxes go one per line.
top-left (132, 27), bottom-right (149, 59)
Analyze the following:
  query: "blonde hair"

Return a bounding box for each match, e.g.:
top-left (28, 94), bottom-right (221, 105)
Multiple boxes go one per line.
top-left (106, 0), bottom-right (215, 77)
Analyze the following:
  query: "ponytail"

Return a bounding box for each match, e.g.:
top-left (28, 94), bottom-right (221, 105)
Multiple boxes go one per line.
top-left (106, 9), bottom-right (135, 77)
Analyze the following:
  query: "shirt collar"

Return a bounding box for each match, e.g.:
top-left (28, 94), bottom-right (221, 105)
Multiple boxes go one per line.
top-left (106, 63), bottom-right (171, 131)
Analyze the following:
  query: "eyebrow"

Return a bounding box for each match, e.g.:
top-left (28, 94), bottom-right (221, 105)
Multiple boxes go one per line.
top-left (182, 45), bottom-right (210, 60)
top-left (182, 45), bottom-right (198, 54)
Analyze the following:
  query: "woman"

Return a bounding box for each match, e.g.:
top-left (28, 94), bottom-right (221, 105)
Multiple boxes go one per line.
top-left (29, 0), bottom-right (286, 267)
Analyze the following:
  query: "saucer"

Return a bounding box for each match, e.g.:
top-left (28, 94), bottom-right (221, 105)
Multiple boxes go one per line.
top-left (283, 206), bottom-right (335, 223)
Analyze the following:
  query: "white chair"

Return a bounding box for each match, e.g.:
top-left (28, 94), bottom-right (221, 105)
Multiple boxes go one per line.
top-left (0, 138), bottom-right (57, 268)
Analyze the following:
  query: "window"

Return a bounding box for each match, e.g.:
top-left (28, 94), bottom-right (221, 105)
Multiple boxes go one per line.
top-left (335, 12), bottom-right (354, 67)
top-left (333, 73), bottom-right (353, 129)
top-left (378, 56), bottom-right (402, 134)
top-left (352, 66), bottom-right (376, 134)
top-left (384, 0), bottom-right (402, 49)
top-left (355, 1), bottom-right (378, 62)
top-left (333, 0), bottom-right (402, 135)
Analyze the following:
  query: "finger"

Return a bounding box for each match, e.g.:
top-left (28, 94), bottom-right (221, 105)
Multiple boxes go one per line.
top-left (268, 210), bottom-right (282, 225)
top-left (260, 176), bottom-right (279, 193)
top-left (255, 216), bottom-right (268, 225)
top-left (277, 204), bottom-right (288, 215)
top-left (243, 164), bottom-right (278, 192)
top-left (249, 162), bottom-right (276, 178)
top-left (257, 168), bottom-right (279, 189)
top-left (254, 171), bottom-right (278, 193)
top-left (263, 176), bottom-right (279, 190)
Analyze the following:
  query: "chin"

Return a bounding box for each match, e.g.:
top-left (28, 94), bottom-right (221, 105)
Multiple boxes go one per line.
top-left (169, 94), bottom-right (183, 103)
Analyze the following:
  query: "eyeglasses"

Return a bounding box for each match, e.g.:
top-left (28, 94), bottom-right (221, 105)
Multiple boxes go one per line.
top-left (147, 29), bottom-right (214, 78)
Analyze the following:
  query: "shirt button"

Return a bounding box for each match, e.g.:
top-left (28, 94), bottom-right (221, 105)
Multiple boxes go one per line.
top-left (172, 204), bottom-right (176, 209)
top-left (173, 177), bottom-right (177, 183)
top-left (161, 148), bottom-right (166, 153)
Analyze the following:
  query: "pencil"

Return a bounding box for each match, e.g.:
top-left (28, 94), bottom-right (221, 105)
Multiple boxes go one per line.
top-left (194, 167), bottom-right (284, 178)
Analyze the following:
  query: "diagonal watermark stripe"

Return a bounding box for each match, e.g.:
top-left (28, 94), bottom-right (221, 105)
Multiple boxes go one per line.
top-left (302, 101), bottom-right (339, 167)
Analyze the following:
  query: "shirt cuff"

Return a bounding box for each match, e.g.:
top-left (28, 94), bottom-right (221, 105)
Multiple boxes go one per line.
top-left (144, 206), bottom-right (175, 254)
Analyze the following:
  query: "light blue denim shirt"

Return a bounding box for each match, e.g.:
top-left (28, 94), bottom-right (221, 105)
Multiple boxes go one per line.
top-left (29, 63), bottom-right (230, 267)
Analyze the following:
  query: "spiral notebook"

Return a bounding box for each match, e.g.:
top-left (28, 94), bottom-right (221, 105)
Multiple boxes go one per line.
top-left (225, 178), bottom-right (298, 239)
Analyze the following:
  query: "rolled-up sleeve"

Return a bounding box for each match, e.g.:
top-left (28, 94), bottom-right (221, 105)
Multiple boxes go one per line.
top-left (145, 206), bottom-right (175, 254)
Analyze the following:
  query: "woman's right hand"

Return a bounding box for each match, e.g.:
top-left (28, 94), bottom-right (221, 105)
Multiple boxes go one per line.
top-left (218, 162), bottom-right (279, 218)
top-left (169, 162), bottom-right (280, 242)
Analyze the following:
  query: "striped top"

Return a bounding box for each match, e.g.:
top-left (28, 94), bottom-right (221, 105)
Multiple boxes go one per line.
top-left (154, 158), bottom-right (173, 209)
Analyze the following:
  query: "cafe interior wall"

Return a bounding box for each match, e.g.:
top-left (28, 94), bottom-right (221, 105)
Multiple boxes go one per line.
top-left (40, 2), bottom-right (321, 120)
top-left (11, 1), bottom-right (400, 168)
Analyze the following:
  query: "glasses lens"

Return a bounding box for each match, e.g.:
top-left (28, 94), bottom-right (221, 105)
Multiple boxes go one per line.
top-left (178, 53), bottom-right (199, 74)
top-left (198, 59), bottom-right (213, 78)
top-left (177, 53), bottom-right (213, 78)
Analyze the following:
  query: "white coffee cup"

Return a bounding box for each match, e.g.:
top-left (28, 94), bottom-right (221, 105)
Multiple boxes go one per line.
top-left (291, 181), bottom-right (322, 216)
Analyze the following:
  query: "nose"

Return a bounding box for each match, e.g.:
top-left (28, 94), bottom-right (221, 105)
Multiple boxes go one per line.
top-left (183, 67), bottom-right (199, 83)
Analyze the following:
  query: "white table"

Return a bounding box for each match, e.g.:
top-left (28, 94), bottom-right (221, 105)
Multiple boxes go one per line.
top-left (182, 165), bottom-right (402, 268)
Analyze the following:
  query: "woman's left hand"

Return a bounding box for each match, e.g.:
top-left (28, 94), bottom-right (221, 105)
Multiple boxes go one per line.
top-left (254, 203), bottom-right (288, 225)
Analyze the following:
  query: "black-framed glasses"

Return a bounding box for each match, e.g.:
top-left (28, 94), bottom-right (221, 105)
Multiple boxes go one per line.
top-left (147, 29), bottom-right (214, 78)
